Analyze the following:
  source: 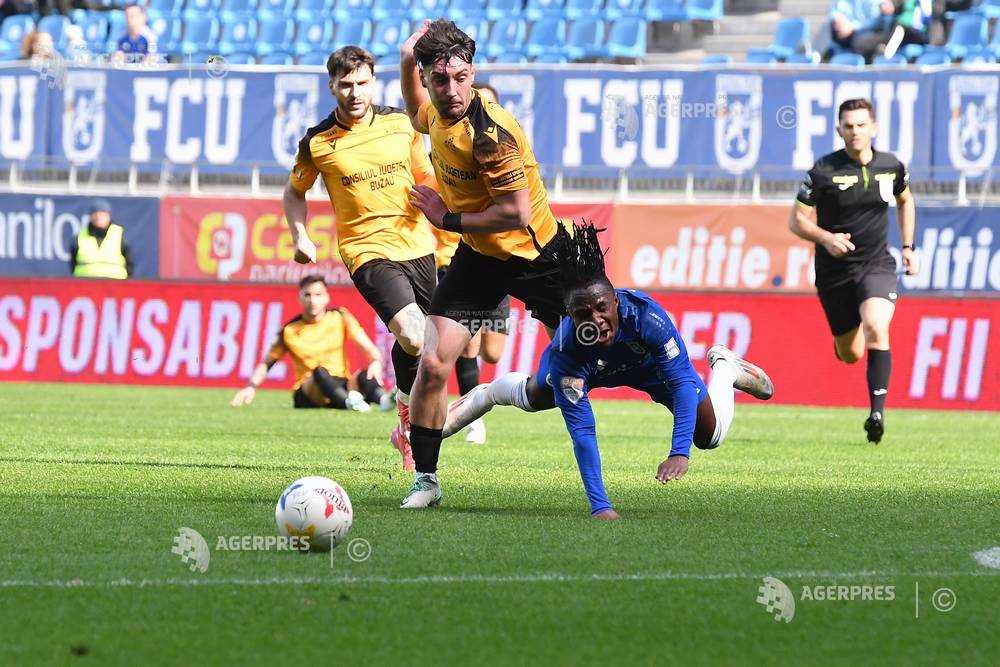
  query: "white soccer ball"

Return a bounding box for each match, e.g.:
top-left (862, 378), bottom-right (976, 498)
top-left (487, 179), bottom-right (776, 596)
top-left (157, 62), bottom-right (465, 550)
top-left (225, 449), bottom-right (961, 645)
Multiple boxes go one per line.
top-left (275, 476), bottom-right (353, 552)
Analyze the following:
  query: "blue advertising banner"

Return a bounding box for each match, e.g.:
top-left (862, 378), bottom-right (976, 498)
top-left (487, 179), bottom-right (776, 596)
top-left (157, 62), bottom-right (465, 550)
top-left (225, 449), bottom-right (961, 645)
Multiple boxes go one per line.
top-left (0, 64), bottom-right (995, 175)
top-left (0, 193), bottom-right (159, 278)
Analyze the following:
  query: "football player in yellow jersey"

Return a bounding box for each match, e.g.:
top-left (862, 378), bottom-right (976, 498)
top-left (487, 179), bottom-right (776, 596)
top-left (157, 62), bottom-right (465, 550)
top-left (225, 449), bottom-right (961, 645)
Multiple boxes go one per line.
top-left (398, 20), bottom-right (566, 508)
top-left (283, 46), bottom-right (440, 471)
top-left (231, 275), bottom-right (391, 412)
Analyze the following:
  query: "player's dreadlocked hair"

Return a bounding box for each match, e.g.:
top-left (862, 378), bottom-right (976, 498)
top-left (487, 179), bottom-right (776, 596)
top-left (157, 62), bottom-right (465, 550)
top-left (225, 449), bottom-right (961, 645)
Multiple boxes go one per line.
top-left (550, 221), bottom-right (613, 302)
top-left (414, 19), bottom-right (476, 69)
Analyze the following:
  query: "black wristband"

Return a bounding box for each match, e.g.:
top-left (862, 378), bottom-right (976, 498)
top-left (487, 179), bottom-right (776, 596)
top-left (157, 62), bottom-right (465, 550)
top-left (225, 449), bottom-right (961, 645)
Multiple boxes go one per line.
top-left (902, 244), bottom-right (914, 250)
top-left (442, 212), bottom-right (463, 233)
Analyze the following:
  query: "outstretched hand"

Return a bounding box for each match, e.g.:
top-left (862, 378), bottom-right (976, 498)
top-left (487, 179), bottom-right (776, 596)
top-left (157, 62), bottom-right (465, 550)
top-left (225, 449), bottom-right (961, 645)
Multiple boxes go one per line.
top-left (655, 455), bottom-right (689, 483)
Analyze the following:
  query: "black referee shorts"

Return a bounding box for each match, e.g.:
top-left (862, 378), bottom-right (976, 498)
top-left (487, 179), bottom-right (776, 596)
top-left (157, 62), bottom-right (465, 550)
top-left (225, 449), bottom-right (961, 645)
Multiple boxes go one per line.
top-left (817, 268), bottom-right (899, 337)
top-left (430, 240), bottom-right (563, 333)
top-left (350, 254), bottom-right (437, 325)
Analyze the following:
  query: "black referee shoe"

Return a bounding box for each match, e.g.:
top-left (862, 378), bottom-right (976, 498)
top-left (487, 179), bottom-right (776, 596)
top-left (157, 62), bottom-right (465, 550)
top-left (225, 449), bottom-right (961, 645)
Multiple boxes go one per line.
top-left (864, 412), bottom-right (884, 444)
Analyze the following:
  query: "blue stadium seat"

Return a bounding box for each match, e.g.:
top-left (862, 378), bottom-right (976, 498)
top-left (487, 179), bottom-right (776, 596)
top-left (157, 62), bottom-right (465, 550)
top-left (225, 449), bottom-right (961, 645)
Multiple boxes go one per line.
top-left (767, 17), bottom-right (809, 60)
top-left (80, 13), bottom-right (111, 52)
top-left (371, 19), bottom-right (409, 56)
top-left (185, 0), bottom-right (222, 13)
top-left (605, 0), bottom-right (645, 20)
top-left (68, 8), bottom-right (89, 26)
top-left (296, 0), bottom-right (333, 20)
top-left (258, 0), bottom-right (296, 16)
top-left (218, 15), bottom-right (257, 55)
top-left (972, 0), bottom-right (1000, 19)
top-left (700, 53), bottom-right (731, 65)
top-left (255, 15), bottom-right (294, 55)
top-left (225, 52), bottom-right (256, 63)
top-left (829, 52), bottom-right (864, 66)
top-left (525, 17), bottom-right (566, 57)
top-left (333, 0), bottom-right (375, 21)
top-left (38, 15), bottom-right (71, 50)
top-left (378, 51), bottom-right (401, 66)
top-left (371, 0), bottom-right (410, 20)
top-left (147, 0), bottom-right (185, 16)
top-left (606, 16), bottom-right (646, 58)
top-left (534, 53), bottom-right (568, 62)
top-left (293, 18), bottom-right (333, 55)
top-left (147, 11), bottom-right (183, 54)
top-left (0, 15), bottom-right (35, 50)
top-left (565, 0), bottom-right (603, 20)
top-left (258, 51), bottom-right (295, 63)
top-left (745, 47), bottom-right (777, 63)
top-left (486, 17), bottom-right (526, 58)
top-left (332, 18), bottom-right (373, 50)
top-left (566, 18), bottom-right (606, 60)
top-left (873, 53), bottom-right (907, 66)
top-left (411, 0), bottom-right (449, 20)
top-left (644, 0), bottom-right (685, 22)
top-left (485, 0), bottom-right (524, 20)
top-left (960, 49), bottom-right (993, 64)
top-left (492, 51), bottom-right (528, 63)
top-left (990, 25), bottom-right (1000, 60)
top-left (222, 0), bottom-right (257, 16)
top-left (298, 52), bottom-right (328, 65)
top-left (902, 43), bottom-right (924, 61)
top-left (180, 16), bottom-right (222, 55)
top-left (784, 52), bottom-right (817, 64)
top-left (447, 0), bottom-right (486, 21)
top-left (915, 49), bottom-right (952, 65)
top-left (105, 10), bottom-right (127, 49)
top-left (525, 0), bottom-right (565, 21)
top-left (945, 13), bottom-right (988, 60)
top-left (459, 19), bottom-right (489, 45)
top-left (686, 0), bottom-right (722, 20)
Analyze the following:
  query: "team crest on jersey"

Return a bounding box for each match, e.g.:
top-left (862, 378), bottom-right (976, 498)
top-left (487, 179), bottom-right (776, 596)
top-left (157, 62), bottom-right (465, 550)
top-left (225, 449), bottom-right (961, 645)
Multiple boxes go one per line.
top-left (664, 337), bottom-right (680, 360)
top-left (714, 74), bottom-right (762, 173)
top-left (560, 377), bottom-right (585, 405)
top-left (272, 74), bottom-right (319, 167)
top-left (948, 75), bottom-right (998, 172)
top-left (875, 172), bottom-right (896, 202)
top-left (62, 71), bottom-right (106, 163)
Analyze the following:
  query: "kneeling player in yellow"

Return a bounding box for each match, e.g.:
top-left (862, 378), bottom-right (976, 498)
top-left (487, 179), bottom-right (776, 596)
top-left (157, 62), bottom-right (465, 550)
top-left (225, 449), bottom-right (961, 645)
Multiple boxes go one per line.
top-left (231, 275), bottom-right (392, 412)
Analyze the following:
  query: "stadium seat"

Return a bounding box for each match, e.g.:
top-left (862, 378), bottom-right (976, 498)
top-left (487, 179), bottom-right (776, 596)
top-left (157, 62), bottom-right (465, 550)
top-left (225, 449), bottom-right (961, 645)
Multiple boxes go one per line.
top-left (945, 13), bottom-right (988, 60)
top-left (492, 51), bottom-right (528, 62)
top-left (486, 18), bottom-right (526, 58)
top-left (105, 10), bottom-right (127, 50)
top-left (180, 16), bottom-right (222, 55)
top-left (38, 15), bottom-right (71, 51)
top-left (255, 15), bottom-right (295, 56)
top-left (459, 19), bottom-right (489, 45)
top-left (222, 0), bottom-right (257, 17)
top-left (377, 51), bottom-right (401, 66)
top-left (218, 15), bottom-right (257, 55)
top-left (147, 0), bottom-right (185, 16)
top-left (972, 0), bottom-right (1000, 19)
top-left (0, 15), bottom-right (34, 50)
top-left (414, 0), bottom-right (452, 19)
top-left (829, 52), bottom-right (864, 66)
top-left (784, 52), bottom-right (817, 64)
top-left (298, 52), bottom-right (328, 65)
top-left (685, 0), bottom-right (722, 20)
top-left (371, 0), bottom-right (411, 20)
top-left (534, 53), bottom-right (568, 62)
top-left (485, 0), bottom-right (524, 20)
top-left (960, 50), bottom-right (993, 64)
top-left (447, 0), bottom-right (486, 21)
top-left (333, 0), bottom-right (375, 21)
top-left (525, 0), bottom-right (565, 21)
top-left (293, 18), bottom-right (334, 55)
top-left (258, 0), bottom-right (296, 17)
top-left (566, 18), bottom-right (606, 60)
top-left (332, 18), bottom-right (373, 50)
top-left (767, 17), bottom-right (810, 60)
top-left (915, 49), bottom-right (952, 65)
top-left (745, 47), bottom-right (777, 63)
top-left (225, 52), bottom-right (256, 63)
top-left (371, 19), bottom-right (409, 57)
top-left (258, 51), bottom-right (294, 63)
top-left (645, 0), bottom-right (686, 22)
top-left (565, 0), bottom-right (603, 20)
top-left (526, 17), bottom-right (566, 57)
top-left (296, 0), bottom-right (333, 21)
top-left (606, 16), bottom-right (646, 58)
top-left (68, 8), bottom-right (89, 26)
top-left (147, 12), bottom-right (183, 54)
top-left (185, 0), bottom-right (223, 13)
top-left (700, 53), bottom-right (731, 65)
top-left (873, 53), bottom-right (907, 66)
top-left (605, 0), bottom-right (645, 20)
top-left (901, 43), bottom-right (924, 61)
top-left (80, 13), bottom-right (111, 52)
top-left (990, 25), bottom-right (1000, 60)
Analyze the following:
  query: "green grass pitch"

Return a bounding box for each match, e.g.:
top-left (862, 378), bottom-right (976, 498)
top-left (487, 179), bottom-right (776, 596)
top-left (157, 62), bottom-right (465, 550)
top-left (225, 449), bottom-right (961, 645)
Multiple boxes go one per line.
top-left (1, 382), bottom-right (997, 664)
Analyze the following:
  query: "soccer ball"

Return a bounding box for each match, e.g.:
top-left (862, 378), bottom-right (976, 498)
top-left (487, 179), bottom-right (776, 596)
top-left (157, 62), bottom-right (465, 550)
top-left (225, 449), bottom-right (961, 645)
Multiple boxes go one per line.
top-left (275, 476), bottom-right (353, 552)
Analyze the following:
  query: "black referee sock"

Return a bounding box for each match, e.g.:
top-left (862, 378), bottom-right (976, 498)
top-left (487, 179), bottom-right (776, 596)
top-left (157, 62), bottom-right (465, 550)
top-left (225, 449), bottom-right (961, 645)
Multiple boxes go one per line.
top-left (866, 349), bottom-right (891, 415)
top-left (455, 355), bottom-right (481, 396)
top-left (409, 424), bottom-right (443, 474)
top-left (391, 342), bottom-right (419, 396)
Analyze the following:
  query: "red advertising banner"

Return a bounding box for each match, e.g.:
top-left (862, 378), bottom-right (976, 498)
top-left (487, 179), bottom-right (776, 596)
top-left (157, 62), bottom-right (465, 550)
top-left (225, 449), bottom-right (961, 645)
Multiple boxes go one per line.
top-left (1, 278), bottom-right (996, 410)
top-left (158, 196), bottom-right (613, 285)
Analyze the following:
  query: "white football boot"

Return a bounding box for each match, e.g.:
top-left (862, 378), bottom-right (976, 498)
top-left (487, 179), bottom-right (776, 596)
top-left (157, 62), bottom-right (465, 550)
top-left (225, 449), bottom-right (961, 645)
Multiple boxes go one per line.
top-left (707, 345), bottom-right (774, 400)
top-left (443, 383), bottom-right (493, 438)
top-left (399, 472), bottom-right (442, 508)
top-left (345, 390), bottom-right (371, 412)
top-left (464, 418), bottom-right (487, 444)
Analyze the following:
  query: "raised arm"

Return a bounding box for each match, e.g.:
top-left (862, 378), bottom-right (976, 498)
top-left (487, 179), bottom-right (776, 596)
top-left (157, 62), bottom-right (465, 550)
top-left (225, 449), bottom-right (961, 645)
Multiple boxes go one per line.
top-left (400, 21), bottom-right (431, 132)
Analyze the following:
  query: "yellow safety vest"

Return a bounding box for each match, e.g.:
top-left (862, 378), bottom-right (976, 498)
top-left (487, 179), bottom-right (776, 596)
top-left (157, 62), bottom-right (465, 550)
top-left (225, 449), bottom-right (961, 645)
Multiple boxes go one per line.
top-left (74, 223), bottom-right (128, 279)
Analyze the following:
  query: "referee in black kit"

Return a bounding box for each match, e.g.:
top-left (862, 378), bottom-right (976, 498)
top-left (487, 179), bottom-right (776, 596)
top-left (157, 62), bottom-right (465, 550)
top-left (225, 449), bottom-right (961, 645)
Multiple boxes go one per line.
top-left (789, 98), bottom-right (920, 444)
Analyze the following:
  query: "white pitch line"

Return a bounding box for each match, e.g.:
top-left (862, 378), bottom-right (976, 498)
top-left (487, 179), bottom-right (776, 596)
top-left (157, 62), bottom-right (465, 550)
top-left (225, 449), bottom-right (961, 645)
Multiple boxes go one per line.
top-left (0, 570), bottom-right (996, 589)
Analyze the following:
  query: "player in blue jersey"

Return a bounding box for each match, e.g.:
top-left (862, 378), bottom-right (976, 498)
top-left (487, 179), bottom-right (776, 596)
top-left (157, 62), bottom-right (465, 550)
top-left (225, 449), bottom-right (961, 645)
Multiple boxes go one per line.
top-left (442, 223), bottom-right (775, 519)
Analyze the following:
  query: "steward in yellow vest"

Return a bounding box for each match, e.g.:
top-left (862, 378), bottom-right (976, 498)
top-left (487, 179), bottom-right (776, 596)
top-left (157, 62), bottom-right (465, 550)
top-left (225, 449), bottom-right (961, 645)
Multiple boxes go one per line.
top-left (70, 199), bottom-right (132, 279)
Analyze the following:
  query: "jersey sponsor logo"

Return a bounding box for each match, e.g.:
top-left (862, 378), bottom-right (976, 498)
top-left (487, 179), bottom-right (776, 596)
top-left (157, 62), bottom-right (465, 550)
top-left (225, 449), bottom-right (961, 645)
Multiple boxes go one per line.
top-left (272, 74), bottom-right (319, 168)
top-left (714, 74), bottom-right (762, 172)
top-left (947, 75), bottom-right (998, 172)
top-left (560, 376), bottom-right (585, 404)
top-left (832, 174), bottom-right (858, 190)
top-left (489, 168), bottom-right (524, 189)
top-left (664, 337), bottom-right (680, 360)
top-left (62, 70), bottom-right (106, 163)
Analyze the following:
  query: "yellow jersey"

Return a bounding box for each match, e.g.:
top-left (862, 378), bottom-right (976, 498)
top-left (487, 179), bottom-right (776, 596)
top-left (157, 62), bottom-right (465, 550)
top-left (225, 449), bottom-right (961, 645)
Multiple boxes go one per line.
top-left (432, 226), bottom-right (460, 269)
top-left (289, 105), bottom-right (438, 273)
top-left (265, 308), bottom-right (365, 389)
top-left (415, 90), bottom-right (558, 261)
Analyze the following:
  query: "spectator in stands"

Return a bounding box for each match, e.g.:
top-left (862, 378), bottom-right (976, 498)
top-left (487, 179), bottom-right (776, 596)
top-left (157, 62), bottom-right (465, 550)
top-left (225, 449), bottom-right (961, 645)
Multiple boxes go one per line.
top-left (1, 0), bottom-right (35, 23)
top-left (885, 0), bottom-right (931, 52)
top-left (70, 199), bottom-right (134, 280)
top-left (114, 4), bottom-right (158, 64)
top-left (930, 0), bottom-right (972, 44)
top-left (21, 29), bottom-right (55, 60)
top-left (827, 0), bottom-right (895, 60)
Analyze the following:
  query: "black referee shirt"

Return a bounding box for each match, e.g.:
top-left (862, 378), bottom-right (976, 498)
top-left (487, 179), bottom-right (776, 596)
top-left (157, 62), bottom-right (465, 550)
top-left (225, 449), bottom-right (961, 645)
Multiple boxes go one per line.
top-left (796, 149), bottom-right (908, 289)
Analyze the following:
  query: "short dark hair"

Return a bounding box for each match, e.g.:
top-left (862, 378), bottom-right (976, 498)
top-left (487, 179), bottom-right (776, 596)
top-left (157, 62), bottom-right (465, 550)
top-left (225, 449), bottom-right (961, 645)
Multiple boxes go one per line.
top-left (298, 274), bottom-right (327, 290)
top-left (327, 46), bottom-right (375, 80)
top-left (414, 19), bottom-right (476, 69)
top-left (550, 221), bottom-right (613, 302)
top-left (838, 98), bottom-right (875, 122)
top-left (473, 82), bottom-right (499, 102)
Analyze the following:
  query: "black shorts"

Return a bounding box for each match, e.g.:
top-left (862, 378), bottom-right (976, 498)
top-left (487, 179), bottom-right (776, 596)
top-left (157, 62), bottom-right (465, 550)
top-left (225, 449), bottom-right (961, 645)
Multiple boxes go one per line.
top-left (430, 240), bottom-right (563, 333)
top-left (817, 269), bottom-right (898, 336)
top-left (436, 264), bottom-right (512, 335)
top-left (350, 254), bottom-right (436, 325)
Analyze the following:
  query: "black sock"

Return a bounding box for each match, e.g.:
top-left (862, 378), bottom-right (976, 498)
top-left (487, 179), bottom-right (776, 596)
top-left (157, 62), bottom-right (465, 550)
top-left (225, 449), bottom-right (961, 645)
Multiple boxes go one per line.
top-left (866, 349), bottom-right (891, 415)
top-left (455, 355), bottom-right (480, 396)
top-left (409, 424), bottom-right (443, 474)
top-left (354, 370), bottom-right (385, 404)
top-left (391, 342), bottom-right (419, 396)
top-left (312, 367), bottom-right (349, 409)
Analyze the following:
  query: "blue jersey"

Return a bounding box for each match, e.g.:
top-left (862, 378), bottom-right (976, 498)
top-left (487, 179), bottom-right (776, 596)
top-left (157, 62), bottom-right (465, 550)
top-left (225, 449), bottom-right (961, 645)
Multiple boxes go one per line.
top-left (536, 289), bottom-right (707, 515)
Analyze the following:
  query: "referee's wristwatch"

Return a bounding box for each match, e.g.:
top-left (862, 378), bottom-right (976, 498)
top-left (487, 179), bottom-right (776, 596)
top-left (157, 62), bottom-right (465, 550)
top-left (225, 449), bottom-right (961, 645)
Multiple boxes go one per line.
top-left (902, 243), bottom-right (914, 250)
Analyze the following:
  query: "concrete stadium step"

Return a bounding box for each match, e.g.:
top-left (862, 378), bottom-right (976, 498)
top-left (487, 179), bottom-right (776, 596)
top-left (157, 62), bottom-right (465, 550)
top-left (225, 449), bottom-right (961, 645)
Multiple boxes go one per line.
top-left (716, 11), bottom-right (781, 36)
